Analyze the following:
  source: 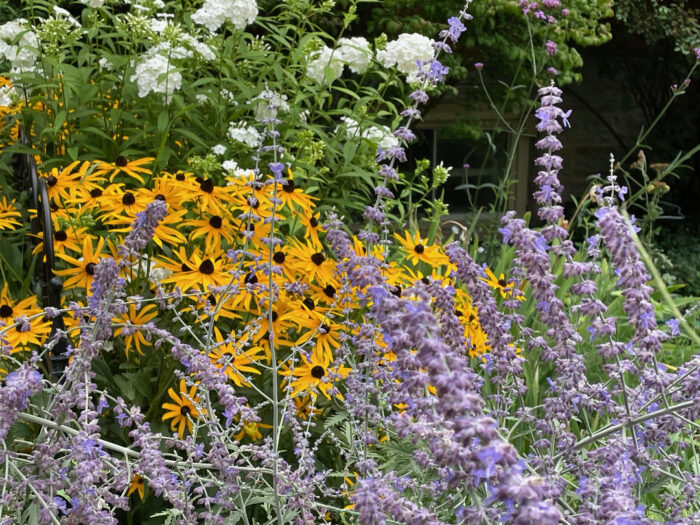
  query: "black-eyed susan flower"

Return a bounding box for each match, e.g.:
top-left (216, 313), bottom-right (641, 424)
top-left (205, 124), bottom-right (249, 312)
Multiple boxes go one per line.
top-left (207, 328), bottom-right (265, 387)
top-left (184, 213), bottom-right (236, 250)
top-left (0, 284), bottom-right (51, 351)
top-left (297, 211), bottom-right (323, 247)
top-left (97, 185), bottom-right (150, 221)
top-left (481, 267), bottom-right (520, 299)
top-left (0, 195), bottom-right (22, 230)
top-left (94, 156), bottom-right (154, 184)
top-left (32, 225), bottom-right (92, 257)
top-left (105, 208), bottom-right (188, 249)
top-left (55, 237), bottom-right (107, 291)
top-left (394, 230), bottom-right (450, 267)
top-left (295, 314), bottom-right (343, 363)
top-left (114, 303), bottom-right (158, 358)
top-left (157, 247), bottom-right (231, 292)
top-left (187, 177), bottom-right (237, 215)
top-left (161, 379), bottom-right (203, 439)
top-left (234, 420), bottom-right (272, 442)
top-left (276, 170), bottom-right (317, 214)
top-left (287, 238), bottom-right (336, 287)
top-left (127, 474), bottom-right (145, 501)
top-left (284, 350), bottom-right (351, 401)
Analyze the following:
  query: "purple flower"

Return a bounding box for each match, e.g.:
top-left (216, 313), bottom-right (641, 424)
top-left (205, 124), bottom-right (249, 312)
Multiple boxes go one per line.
top-left (474, 62), bottom-right (484, 70)
top-left (666, 319), bottom-right (680, 336)
top-left (545, 40), bottom-right (558, 55)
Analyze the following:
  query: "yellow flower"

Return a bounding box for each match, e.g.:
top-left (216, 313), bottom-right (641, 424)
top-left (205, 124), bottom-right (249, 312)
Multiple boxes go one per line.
top-left (0, 196), bottom-right (21, 230)
top-left (93, 156), bottom-right (154, 184)
top-left (157, 246), bottom-right (231, 292)
top-left (0, 284), bottom-right (51, 351)
top-left (114, 303), bottom-right (158, 358)
top-left (481, 267), bottom-right (521, 299)
top-left (287, 238), bottom-right (336, 287)
top-left (275, 170), bottom-right (317, 214)
top-left (234, 420), bottom-right (272, 442)
top-left (207, 328), bottom-right (265, 387)
top-left (283, 350), bottom-right (351, 401)
top-left (127, 474), bottom-right (145, 501)
top-left (55, 237), bottom-right (107, 291)
top-left (394, 230), bottom-right (449, 267)
top-left (161, 379), bottom-right (203, 439)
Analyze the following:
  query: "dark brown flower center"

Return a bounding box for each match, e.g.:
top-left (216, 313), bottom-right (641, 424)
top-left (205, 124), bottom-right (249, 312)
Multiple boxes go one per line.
top-left (244, 272), bottom-right (258, 285)
top-left (246, 223), bottom-right (255, 232)
top-left (199, 260), bottom-right (214, 275)
top-left (47, 175), bottom-right (58, 187)
top-left (414, 244), bottom-right (425, 254)
top-left (390, 286), bottom-right (402, 297)
top-left (175, 173), bottom-right (185, 181)
top-left (180, 405), bottom-right (191, 416)
top-left (155, 194), bottom-right (166, 201)
top-left (122, 192), bottom-right (136, 206)
top-left (54, 230), bottom-right (68, 242)
top-left (0, 305), bottom-right (13, 318)
top-left (310, 365), bottom-right (325, 379)
top-left (282, 179), bottom-right (295, 193)
top-left (85, 262), bottom-right (96, 276)
top-left (303, 298), bottom-right (315, 310)
top-left (455, 309), bottom-right (463, 318)
top-left (271, 311), bottom-right (278, 322)
top-left (311, 252), bottom-right (325, 265)
top-left (309, 217), bottom-right (319, 228)
top-left (319, 323), bottom-right (330, 334)
top-left (421, 276), bottom-right (430, 285)
top-left (273, 251), bottom-right (286, 264)
top-left (498, 279), bottom-right (508, 287)
top-left (207, 294), bottom-right (216, 306)
top-left (90, 188), bottom-right (102, 198)
top-left (209, 216), bottom-right (223, 229)
top-left (199, 179), bottom-right (214, 193)
top-left (115, 155), bottom-right (128, 167)
top-left (323, 284), bottom-right (336, 298)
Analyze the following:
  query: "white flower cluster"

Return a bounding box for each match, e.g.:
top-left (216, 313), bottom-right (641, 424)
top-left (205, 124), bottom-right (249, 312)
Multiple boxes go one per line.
top-left (130, 50), bottom-right (182, 101)
top-left (252, 89), bottom-right (289, 122)
top-left (228, 121), bottom-right (262, 148)
top-left (377, 32), bottom-right (435, 83)
top-left (306, 37), bottom-right (372, 84)
top-left (337, 37), bottom-right (372, 74)
top-left (192, 0), bottom-right (258, 33)
top-left (80, 0), bottom-right (105, 7)
top-left (0, 84), bottom-right (16, 107)
top-left (222, 159), bottom-right (255, 179)
top-left (0, 20), bottom-right (40, 72)
top-left (339, 116), bottom-right (398, 150)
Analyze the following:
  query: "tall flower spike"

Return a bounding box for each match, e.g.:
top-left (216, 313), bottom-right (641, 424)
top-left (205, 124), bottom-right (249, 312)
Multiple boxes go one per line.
top-left (533, 81), bottom-right (571, 246)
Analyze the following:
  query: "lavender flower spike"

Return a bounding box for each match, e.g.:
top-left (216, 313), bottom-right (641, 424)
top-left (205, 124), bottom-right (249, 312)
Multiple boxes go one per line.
top-left (118, 199), bottom-right (168, 260)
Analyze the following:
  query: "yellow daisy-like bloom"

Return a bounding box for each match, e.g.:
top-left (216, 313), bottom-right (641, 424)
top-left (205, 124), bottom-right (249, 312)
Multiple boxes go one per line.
top-left (157, 247), bottom-right (231, 292)
top-left (295, 314), bottom-right (343, 363)
top-left (161, 379), bottom-right (203, 439)
top-left (275, 170), bottom-right (317, 214)
top-left (55, 237), bottom-right (107, 291)
top-left (139, 175), bottom-right (188, 211)
top-left (105, 208), bottom-right (187, 249)
top-left (287, 238), bottom-right (336, 287)
top-left (481, 267), bottom-right (521, 299)
top-left (0, 284), bottom-right (52, 352)
top-left (207, 328), bottom-right (266, 387)
top-left (292, 395), bottom-right (321, 420)
top-left (234, 420), bottom-right (272, 442)
top-left (114, 303), bottom-right (158, 358)
top-left (127, 474), bottom-right (145, 501)
top-left (97, 184), bottom-right (150, 221)
top-left (394, 230), bottom-right (450, 267)
top-left (0, 195), bottom-right (22, 230)
top-left (32, 225), bottom-right (92, 257)
top-left (297, 211), bottom-right (323, 247)
top-left (186, 177), bottom-right (238, 215)
top-left (184, 213), bottom-right (236, 250)
top-left (93, 156), bottom-right (154, 184)
top-left (284, 350), bottom-right (351, 401)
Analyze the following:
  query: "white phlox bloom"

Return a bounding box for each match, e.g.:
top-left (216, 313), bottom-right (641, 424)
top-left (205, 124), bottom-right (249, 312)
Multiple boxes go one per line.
top-left (212, 144), bottom-right (227, 155)
top-left (337, 37), bottom-right (372, 74)
top-left (339, 116), bottom-right (398, 150)
top-left (192, 0), bottom-right (258, 33)
top-left (0, 19), bottom-right (40, 71)
top-left (130, 53), bottom-right (182, 101)
top-left (376, 32), bottom-right (435, 83)
top-left (228, 121), bottom-right (262, 148)
top-left (306, 45), bottom-right (344, 84)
